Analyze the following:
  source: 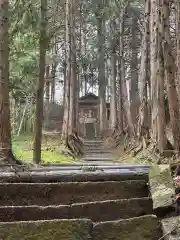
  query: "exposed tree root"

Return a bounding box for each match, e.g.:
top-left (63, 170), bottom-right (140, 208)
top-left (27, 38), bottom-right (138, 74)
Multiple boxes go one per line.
top-left (66, 132), bottom-right (84, 157)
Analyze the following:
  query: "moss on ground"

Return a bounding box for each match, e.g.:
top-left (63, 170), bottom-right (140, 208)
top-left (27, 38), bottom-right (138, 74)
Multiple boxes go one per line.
top-left (12, 134), bottom-right (75, 164)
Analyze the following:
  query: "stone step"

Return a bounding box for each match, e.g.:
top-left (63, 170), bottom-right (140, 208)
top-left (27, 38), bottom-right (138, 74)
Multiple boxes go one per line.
top-left (0, 169), bottom-right (149, 182)
top-left (29, 164), bottom-right (150, 172)
top-left (82, 157), bottom-right (113, 161)
top-left (0, 216), bottom-right (163, 240)
top-left (0, 180), bottom-right (148, 206)
top-left (83, 140), bottom-right (103, 145)
top-left (0, 219), bottom-right (92, 240)
top-left (0, 198), bottom-right (152, 222)
top-left (161, 216), bottom-right (180, 240)
top-left (93, 215), bottom-right (162, 240)
top-left (84, 154), bottom-right (112, 158)
top-left (84, 149), bottom-right (111, 154)
top-left (40, 163), bottom-right (151, 168)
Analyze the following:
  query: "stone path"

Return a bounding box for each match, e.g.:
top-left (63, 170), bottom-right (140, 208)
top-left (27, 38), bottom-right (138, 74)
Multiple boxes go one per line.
top-left (0, 139), bottom-right (166, 239)
top-left (82, 139), bottom-right (114, 163)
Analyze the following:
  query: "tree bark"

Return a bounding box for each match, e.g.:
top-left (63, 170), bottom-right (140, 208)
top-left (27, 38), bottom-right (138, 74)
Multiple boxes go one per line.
top-left (0, 0), bottom-right (12, 162)
top-left (138, 0), bottom-right (150, 140)
top-left (68, 0), bottom-right (77, 135)
top-left (176, 0), bottom-right (180, 101)
top-left (150, 0), bottom-right (158, 142)
top-left (97, 0), bottom-right (107, 133)
top-left (162, 0), bottom-right (180, 152)
top-left (130, 16), bottom-right (140, 126)
top-left (33, 0), bottom-right (47, 164)
top-left (110, 19), bottom-right (117, 129)
top-left (119, 7), bottom-right (135, 137)
top-left (45, 65), bottom-right (50, 104)
top-left (62, 0), bottom-right (70, 140)
top-left (156, 0), bottom-right (167, 152)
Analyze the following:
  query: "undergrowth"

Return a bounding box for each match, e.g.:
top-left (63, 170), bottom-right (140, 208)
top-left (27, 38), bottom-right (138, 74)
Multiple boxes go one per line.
top-left (12, 134), bottom-right (75, 164)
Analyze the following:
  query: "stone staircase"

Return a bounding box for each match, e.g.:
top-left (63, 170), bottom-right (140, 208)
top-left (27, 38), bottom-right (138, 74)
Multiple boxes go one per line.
top-left (0, 163), bottom-right (164, 239)
top-left (82, 139), bottom-right (114, 163)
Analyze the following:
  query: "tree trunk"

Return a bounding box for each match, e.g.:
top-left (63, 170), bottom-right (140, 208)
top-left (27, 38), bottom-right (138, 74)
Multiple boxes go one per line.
top-left (163, 0), bottom-right (180, 152)
top-left (130, 16), bottom-right (140, 126)
top-left (155, 0), bottom-right (167, 152)
top-left (45, 65), bottom-right (50, 104)
top-left (176, 0), bottom-right (180, 101)
top-left (150, 0), bottom-right (158, 143)
top-left (62, 0), bottom-right (70, 140)
top-left (119, 7), bottom-right (135, 137)
top-left (97, 0), bottom-right (107, 133)
top-left (33, 0), bottom-right (47, 164)
top-left (68, 0), bottom-right (77, 135)
top-left (138, 0), bottom-right (150, 140)
top-left (50, 63), bottom-right (56, 103)
top-left (110, 20), bottom-right (117, 129)
top-left (0, 0), bottom-right (12, 162)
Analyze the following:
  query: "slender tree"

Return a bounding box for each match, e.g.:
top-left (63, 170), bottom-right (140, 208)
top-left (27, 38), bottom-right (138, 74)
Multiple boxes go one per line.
top-left (97, 0), bottom-right (107, 133)
top-left (33, 0), bottom-right (47, 164)
top-left (62, 0), bottom-right (70, 141)
top-left (110, 19), bottom-right (117, 129)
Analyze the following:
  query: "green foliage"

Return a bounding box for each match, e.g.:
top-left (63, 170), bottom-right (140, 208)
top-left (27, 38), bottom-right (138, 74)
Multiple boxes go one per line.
top-left (12, 135), bottom-right (75, 163)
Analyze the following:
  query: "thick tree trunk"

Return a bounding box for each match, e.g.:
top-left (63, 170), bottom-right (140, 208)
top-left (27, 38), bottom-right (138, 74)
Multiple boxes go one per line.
top-left (68, 0), bottom-right (77, 135)
top-left (97, 0), bottom-right (107, 133)
top-left (156, 0), bottom-right (167, 152)
top-left (33, 0), bottom-right (47, 164)
top-left (110, 20), bottom-right (117, 129)
top-left (0, 0), bottom-right (12, 162)
top-left (176, 0), bottom-right (180, 101)
top-left (150, 0), bottom-right (158, 143)
top-left (119, 8), bottom-right (135, 137)
top-left (130, 16), bottom-right (140, 126)
top-left (163, 0), bottom-right (180, 152)
top-left (138, 0), bottom-right (150, 140)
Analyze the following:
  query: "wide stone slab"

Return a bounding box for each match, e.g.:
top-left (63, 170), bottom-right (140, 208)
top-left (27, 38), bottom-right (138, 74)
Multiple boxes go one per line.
top-left (0, 180), bottom-right (148, 205)
top-left (70, 198), bottom-right (153, 222)
top-left (161, 216), bottom-right (180, 240)
top-left (0, 198), bottom-right (152, 222)
top-left (0, 219), bottom-right (92, 240)
top-left (0, 205), bottom-right (69, 222)
top-left (149, 164), bottom-right (175, 215)
top-left (0, 170), bottom-right (148, 182)
top-left (93, 215), bottom-right (162, 240)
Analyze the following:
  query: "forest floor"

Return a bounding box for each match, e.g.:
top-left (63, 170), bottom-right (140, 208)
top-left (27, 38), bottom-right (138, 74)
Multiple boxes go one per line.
top-left (12, 134), bottom-right (170, 165)
top-left (12, 134), bottom-right (75, 164)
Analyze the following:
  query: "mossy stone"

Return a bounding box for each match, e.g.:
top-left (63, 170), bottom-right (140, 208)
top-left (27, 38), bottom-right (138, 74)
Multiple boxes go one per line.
top-left (0, 219), bottom-right (92, 240)
top-left (92, 215), bottom-right (162, 240)
top-left (149, 164), bottom-right (175, 209)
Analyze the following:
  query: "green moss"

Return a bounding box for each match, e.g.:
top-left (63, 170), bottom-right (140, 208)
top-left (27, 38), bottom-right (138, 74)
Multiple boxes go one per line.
top-left (93, 215), bottom-right (162, 240)
top-left (0, 219), bottom-right (92, 240)
top-left (12, 134), bottom-right (75, 164)
top-left (149, 165), bottom-right (175, 209)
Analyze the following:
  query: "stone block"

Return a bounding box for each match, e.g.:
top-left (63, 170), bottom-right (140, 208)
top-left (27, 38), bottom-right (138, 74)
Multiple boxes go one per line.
top-left (70, 198), bottom-right (153, 222)
top-left (149, 164), bottom-right (175, 213)
top-left (0, 219), bottom-right (92, 240)
top-left (92, 215), bottom-right (162, 240)
top-left (161, 216), bottom-right (180, 240)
